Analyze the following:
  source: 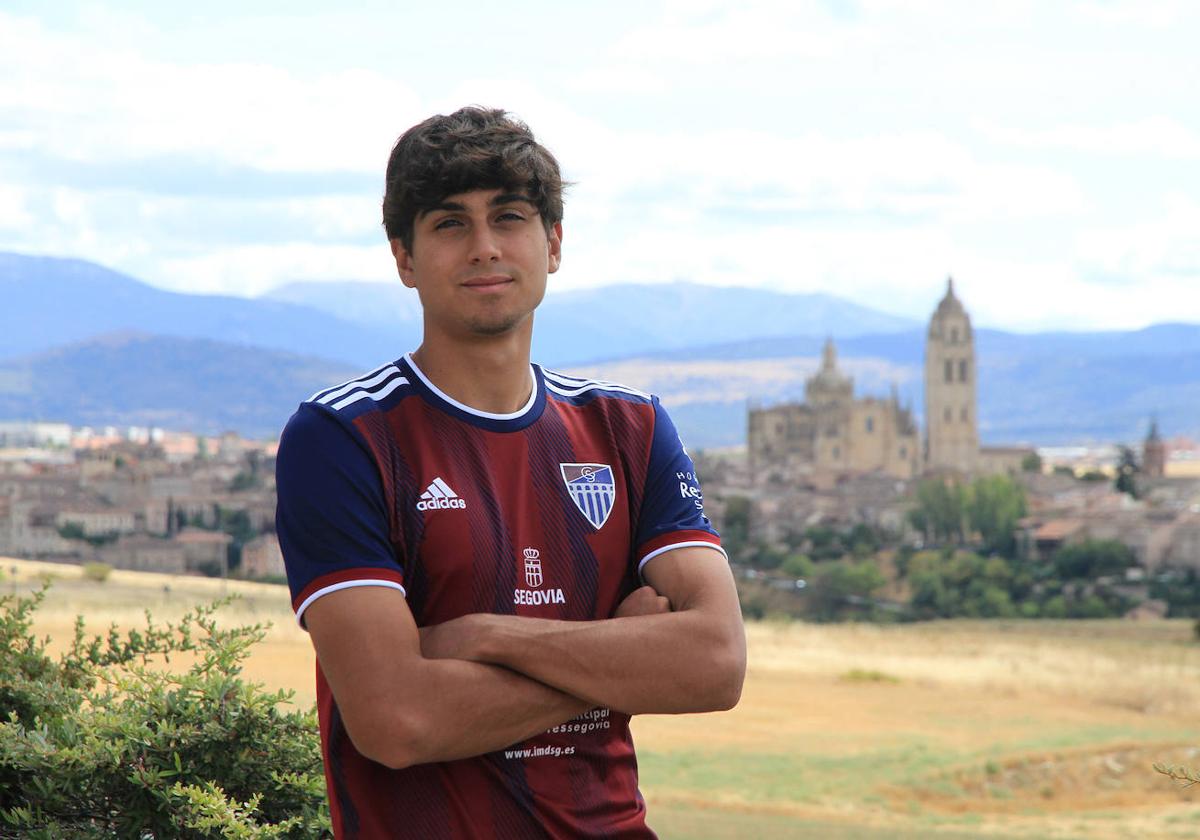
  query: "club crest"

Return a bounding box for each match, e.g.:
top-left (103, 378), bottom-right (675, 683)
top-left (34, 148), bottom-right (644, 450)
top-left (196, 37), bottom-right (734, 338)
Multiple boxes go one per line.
top-left (523, 547), bottom-right (543, 588)
top-left (560, 463), bottom-right (616, 530)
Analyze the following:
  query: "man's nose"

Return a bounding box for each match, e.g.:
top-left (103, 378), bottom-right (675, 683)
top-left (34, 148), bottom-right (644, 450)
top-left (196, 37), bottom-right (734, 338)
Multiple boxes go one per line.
top-left (468, 226), bottom-right (501, 263)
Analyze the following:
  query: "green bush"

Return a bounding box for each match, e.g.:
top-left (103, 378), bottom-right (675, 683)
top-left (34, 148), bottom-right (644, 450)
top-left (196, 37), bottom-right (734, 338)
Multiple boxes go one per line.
top-left (1052, 539), bottom-right (1136, 580)
top-left (81, 562), bottom-right (113, 583)
top-left (0, 587), bottom-right (329, 839)
top-left (779, 553), bottom-right (814, 579)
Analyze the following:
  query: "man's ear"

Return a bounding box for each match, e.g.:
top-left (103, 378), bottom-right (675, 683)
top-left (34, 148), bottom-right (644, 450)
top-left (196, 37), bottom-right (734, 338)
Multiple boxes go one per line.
top-left (390, 238), bottom-right (417, 288)
top-left (547, 221), bottom-right (563, 274)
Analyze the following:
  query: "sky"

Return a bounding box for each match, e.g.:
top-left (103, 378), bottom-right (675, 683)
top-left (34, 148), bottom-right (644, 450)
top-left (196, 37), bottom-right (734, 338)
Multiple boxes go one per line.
top-left (1, 1), bottom-right (1198, 332)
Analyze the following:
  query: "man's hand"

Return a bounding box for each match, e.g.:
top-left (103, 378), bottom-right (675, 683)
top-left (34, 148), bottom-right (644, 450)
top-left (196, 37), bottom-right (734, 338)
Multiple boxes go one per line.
top-left (420, 585), bottom-right (670, 661)
top-left (305, 588), bottom-right (589, 769)
top-left (420, 548), bottom-right (745, 715)
top-left (614, 584), bottom-right (670, 618)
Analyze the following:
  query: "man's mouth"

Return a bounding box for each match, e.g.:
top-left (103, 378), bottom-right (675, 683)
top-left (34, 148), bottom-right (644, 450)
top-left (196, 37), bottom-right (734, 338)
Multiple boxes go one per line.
top-left (462, 275), bottom-right (513, 290)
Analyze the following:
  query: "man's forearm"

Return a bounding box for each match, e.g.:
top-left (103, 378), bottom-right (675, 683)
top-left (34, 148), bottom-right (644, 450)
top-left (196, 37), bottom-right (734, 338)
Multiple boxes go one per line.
top-left (435, 609), bottom-right (744, 716)
top-left (353, 654), bottom-right (591, 769)
top-left (500, 611), bottom-right (744, 715)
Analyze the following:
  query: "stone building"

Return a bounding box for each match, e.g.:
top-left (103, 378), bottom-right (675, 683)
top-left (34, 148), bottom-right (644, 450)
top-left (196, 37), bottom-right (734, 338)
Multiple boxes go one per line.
top-left (241, 533), bottom-right (284, 579)
top-left (100, 536), bottom-right (187, 574)
top-left (924, 278), bottom-right (979, 473)
top-left (748, 277), bottom-right (1031, 481)
top-left (174, 527), bottom-right (232, 574)
top-left (1143, 419), bottom-right (1167, 478)
top-left (747, 339), bottom-right (920, 480)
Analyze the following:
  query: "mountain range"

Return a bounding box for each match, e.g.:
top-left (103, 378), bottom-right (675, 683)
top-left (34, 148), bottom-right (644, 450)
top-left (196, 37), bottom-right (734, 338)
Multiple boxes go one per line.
top-left (6, 251), bottom-right (1197, 447)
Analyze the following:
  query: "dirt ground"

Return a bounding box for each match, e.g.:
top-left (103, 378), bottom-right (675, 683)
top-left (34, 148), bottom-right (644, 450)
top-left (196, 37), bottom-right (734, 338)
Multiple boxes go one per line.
top-left (6, 557), bottom-right (1199, 838)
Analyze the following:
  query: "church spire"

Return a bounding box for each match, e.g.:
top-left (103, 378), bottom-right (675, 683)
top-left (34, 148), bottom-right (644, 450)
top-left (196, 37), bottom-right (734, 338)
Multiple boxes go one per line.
top-left (821, 336), bottom-right (837, 372)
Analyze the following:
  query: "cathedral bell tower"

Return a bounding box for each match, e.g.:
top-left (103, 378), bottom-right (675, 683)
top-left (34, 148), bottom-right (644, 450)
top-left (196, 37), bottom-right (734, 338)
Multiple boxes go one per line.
top-left (925, 277), bottom-right (978, 473)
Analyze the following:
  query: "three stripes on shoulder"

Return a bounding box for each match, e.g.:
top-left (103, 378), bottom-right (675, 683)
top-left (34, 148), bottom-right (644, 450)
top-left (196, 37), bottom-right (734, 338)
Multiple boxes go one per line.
top-left (308, 364), bottom-right (408, 412)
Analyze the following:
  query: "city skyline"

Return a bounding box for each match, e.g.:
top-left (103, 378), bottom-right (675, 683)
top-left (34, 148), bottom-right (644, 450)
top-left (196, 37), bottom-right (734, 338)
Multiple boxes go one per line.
top-left (0, 2), bottom-right (1197, 332)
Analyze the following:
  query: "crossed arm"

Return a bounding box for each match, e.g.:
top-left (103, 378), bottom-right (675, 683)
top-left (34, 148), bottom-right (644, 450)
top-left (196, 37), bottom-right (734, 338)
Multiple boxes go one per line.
top-left (304, 546), bottom-right (745, 769)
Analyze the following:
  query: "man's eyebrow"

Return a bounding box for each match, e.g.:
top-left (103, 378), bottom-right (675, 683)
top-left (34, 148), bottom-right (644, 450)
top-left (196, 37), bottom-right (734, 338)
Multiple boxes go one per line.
top-left (420, 193), bottom-right (534, 217)
top-left (424, 200), bottom-right (466, 215)
top-left (489, 192), bottom-right (535, 207)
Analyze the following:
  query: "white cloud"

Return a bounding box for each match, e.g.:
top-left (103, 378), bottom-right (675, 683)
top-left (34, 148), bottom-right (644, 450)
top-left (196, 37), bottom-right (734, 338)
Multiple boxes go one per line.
top-left (0, 183), bottom-right (32, 231)
top-left (154, 243), bottom-right (397, 297)
top-left (983, 117), bottom-right (1200, 159)
top-left (0, 3), bottom-right (1197, 333)
top-left (1074, 195), bottom-right (1200, 281)
top-left (0, 12), bottom-right (421, 172)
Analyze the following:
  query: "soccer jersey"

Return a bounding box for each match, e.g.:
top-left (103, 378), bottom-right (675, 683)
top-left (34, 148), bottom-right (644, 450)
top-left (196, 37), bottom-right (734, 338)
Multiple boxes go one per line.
top-left (276, 353), bottom-right (723, 840)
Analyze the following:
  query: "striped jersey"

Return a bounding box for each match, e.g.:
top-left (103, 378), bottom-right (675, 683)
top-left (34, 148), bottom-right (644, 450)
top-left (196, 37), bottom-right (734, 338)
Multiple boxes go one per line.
top-left (276, 352), bottom-right (724, 839)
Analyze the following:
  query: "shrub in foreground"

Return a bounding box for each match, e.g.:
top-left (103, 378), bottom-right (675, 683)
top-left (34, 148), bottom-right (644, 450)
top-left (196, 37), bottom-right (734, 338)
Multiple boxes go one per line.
top-left (0, 586), bottom-right (329, 839)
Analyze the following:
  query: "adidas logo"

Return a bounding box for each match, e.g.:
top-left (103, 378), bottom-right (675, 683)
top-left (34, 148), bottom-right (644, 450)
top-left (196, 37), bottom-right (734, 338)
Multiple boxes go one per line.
top-left (416, 477), bottom-right (467, 511)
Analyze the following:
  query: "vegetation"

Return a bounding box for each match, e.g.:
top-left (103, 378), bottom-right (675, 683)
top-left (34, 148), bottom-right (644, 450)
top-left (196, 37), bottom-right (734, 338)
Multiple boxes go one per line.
top-left (81, 562), bottom-right (113, 583)
top-left (0, 587), bottom-right (328, 838)
top-left (56, 523), bottom-right (119, 548)
top-left (1114, 444), bottom-right (1140, 498)
top-left (719, 466), bottom-right (1168, 622)
top-left (907, 475), bottom-right (1026, 553)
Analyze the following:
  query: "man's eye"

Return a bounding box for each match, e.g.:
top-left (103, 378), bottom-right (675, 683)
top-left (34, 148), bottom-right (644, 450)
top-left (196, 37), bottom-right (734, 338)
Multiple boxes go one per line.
top-left (497, 211), bottom-right (525, 222)
top-left (433, 218), bottom-right (462, 230)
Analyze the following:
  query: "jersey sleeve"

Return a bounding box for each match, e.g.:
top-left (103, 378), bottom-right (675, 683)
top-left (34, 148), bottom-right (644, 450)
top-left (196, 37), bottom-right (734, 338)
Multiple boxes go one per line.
top-left (275, 401), bottom-right (405, 628)
top-left (633, 396), bottom-right (725, 577)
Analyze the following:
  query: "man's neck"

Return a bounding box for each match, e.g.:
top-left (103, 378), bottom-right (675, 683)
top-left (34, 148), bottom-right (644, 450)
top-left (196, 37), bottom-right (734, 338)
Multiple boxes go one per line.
top-left (411, 331), bottom-right (534, 415)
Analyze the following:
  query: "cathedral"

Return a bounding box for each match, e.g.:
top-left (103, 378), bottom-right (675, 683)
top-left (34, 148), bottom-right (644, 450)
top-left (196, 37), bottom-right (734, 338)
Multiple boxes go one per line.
top-left (748, 278), bottom-right (1022, 480)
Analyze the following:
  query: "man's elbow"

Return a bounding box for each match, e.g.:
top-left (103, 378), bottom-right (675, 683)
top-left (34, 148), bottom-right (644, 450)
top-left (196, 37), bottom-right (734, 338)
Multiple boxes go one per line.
top-left (707, 642), bottom-right (746, 711)
top-left (689, 624), bottom-right (746, 712)
top-left (343, 712), bottom-right (432, 770)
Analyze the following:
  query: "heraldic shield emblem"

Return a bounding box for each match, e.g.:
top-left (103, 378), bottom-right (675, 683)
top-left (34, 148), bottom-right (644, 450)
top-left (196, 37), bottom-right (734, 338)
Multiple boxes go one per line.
top-left (560, 463), bottom-right (616, 530)
top-left (523, 547), bottom-right (543, 588)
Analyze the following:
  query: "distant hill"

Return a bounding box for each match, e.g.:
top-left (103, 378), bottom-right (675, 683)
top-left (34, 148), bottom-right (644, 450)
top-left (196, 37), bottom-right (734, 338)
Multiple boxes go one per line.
top-left (2, 252), bottom-right (918, 369)
top-left (4, 251), bottom-right (1198, 447)
top-left (263, 280), bottom-right (425, 329)
top-left (0, 326), bottom-right (1193, 448)
top-left (263, 279), bottom-right (922, 364)
top-left (0, 252), bottom-right (410, 367)
top-left (576, 324), bottom-right (1200, 448)
top-left (0, 332), bottom-right (358, 439)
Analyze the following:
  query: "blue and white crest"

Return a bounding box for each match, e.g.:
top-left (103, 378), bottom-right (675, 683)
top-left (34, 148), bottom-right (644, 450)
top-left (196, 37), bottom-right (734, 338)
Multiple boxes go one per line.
top-left (560, 463), bottom-right (616, 530)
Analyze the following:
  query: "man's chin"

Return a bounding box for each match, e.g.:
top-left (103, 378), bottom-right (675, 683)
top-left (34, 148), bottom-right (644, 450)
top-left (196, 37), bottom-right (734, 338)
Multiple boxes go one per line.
top-left (465, 312), bottom-right (531, 338)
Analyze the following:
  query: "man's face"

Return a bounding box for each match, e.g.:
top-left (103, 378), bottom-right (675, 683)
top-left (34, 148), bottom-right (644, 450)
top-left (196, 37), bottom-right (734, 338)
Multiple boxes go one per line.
top-left (391, 188), bottom-right (562, 342)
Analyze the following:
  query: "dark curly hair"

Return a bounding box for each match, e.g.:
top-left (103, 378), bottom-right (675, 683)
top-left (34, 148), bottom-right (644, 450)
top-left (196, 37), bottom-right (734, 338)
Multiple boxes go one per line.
top-left (382, 106), bottom-right (565, 252)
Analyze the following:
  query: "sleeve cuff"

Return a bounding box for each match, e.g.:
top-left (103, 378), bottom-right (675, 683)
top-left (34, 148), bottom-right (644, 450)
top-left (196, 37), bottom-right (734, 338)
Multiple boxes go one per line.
top-left (292, 568), bottom-right (407, 629)
top-left (635, 531), bottom-right (727, 580)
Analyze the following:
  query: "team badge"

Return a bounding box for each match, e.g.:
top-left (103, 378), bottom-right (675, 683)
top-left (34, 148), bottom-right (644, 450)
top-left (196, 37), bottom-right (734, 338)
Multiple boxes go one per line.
top-left (523, 547), bottom-right (543, 588)
top-left (560, 463), bottom-right (616, 530)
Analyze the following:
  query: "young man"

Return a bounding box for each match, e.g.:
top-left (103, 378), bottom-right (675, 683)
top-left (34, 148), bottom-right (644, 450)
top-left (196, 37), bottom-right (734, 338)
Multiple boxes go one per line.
top-left (276, 107), bottom-right (745, 839)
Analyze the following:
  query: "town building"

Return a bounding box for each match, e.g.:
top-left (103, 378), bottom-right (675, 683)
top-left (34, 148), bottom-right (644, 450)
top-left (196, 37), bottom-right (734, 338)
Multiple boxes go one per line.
top-left (1143, 419), bottom-right (1167, 478)
top-left (924, 279), bottom-right (979, 473)
top-left (748, 278), bottom-right (1029, 482)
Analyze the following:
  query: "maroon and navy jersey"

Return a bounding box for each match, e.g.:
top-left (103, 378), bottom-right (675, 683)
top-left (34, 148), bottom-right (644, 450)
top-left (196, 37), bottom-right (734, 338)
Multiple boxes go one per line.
top-left (276, 353), bottom-right (723, 840)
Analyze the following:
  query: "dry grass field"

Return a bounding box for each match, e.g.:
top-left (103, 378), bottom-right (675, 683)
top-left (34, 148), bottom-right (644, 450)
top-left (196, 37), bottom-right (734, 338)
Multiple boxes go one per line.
top-left (4, 557), bottom-right (1199, 839)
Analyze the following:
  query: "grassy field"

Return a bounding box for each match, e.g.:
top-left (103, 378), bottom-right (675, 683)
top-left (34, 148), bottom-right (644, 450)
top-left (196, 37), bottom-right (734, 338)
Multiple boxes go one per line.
top-left (4, 557), bottom-right (1199, 838)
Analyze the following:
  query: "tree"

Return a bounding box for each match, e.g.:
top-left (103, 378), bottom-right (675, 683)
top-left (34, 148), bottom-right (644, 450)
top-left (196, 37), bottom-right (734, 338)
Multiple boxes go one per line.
top-left (1021, 451), bottom-right (1043, 473)
top-left (1052, 539), bottom-right (1136, 580)
top-left (908, 479), bottom-right (967, 544)
top-left (906, 550), bottom-right (1019, 619)
top-left (805, 560), bottom-right (886, 622)
top-left (1114, 444), bottom-right (1140, 499)
top-left (717, 496), bottom-right (752, 560)
top-left (966, 475), bottom-right (1026, 557)
top-left (0, 587), bottom-right (328, 838)
top-left (780, 553), bottom-right (814, 579)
